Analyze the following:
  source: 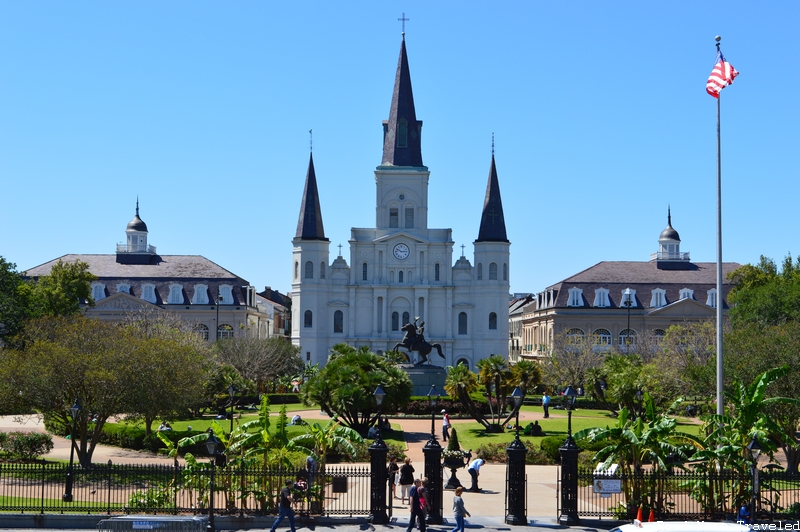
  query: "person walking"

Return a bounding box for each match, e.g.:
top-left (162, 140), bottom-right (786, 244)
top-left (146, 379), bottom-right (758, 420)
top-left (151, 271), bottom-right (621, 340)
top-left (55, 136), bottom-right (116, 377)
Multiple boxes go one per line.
top-left (450, 486), bottom-right (471, 532)
top-left (416, 478), bottom-right (430, 532)
top-left (441, 409), bottom-right (451, 441)
top-left (542, 392), bottom-right (551, 418)
top-left (269, 479), bottom-right (296, 532)
top-left (388, 456), bottom-right (400, 500)
top-left (467, 458), bottom-right (484, 492)
top-left (399, 457), bottom-right (415, 504)
top-left (405, 478), bottom-right (424, 532)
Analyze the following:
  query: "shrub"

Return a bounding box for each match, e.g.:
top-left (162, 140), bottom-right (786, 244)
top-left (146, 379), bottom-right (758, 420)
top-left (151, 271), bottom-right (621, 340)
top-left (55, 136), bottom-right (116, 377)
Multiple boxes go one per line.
top-left (539, 436), bottom-right (564, 463)
top-left (474, 440), bottom-right (556, 465)
top-left (1, 431), bottom-right (54, 460)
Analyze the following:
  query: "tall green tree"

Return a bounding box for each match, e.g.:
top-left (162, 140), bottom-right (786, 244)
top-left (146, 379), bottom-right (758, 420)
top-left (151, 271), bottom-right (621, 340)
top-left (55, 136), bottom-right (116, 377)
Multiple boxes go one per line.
top-left (728, 254), bottom-right (800, 327)
top-left (301, 344), bottom-right (412, 435)
top-left (26, 259), bottom-right (96, 318)
top-left (0, 257), bottom-right (30, 346)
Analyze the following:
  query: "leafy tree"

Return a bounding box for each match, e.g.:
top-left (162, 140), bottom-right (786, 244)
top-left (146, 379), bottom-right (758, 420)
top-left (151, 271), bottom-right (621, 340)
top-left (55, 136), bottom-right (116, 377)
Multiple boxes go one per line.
top-left (0, 257), bottom-right (31, 346)
top-left (214, 337), bottom-right (303, 393)
top-left (543, 330), bottom-right (604, 390)
top-left (510, 359), bottom-right (542, 396)
top-left (289, 417), bottom-right (363, 471)
top-left (728, 255), bottom-right (800, 327)
top-left (26, 259), bottom-right (96, 318)
top-left (301, 344), bottom-right (412, 435)
top-left (444, 361), bottom-right (516, 432)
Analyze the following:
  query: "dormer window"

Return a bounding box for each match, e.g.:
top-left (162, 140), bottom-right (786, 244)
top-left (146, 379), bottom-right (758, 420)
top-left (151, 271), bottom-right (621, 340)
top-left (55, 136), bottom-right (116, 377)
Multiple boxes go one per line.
top-left (567, 287), bottom-right (583, 307)
top-left (168, 284), bottom-right (184, 304)
top-left (117, 283), bottom-right (130, 294)
top-left (679, 288), bottom-right (694, 300)
top-left (706, 289), bottom-right (717, 308)
top-left (219, 285), bottom-right (233, 305)
top-left (91, 283), bottom-right (106, 302)
top-left (141, 284), bottom-right (156, 304)
top-left (621, 289), bottom-right (637, 308)
top-left (192, 284), bottom-right (209, 304)
top-left (593, 288), bottom-right (610, 308)
top-left (650, 289), bottom-right (667, 308)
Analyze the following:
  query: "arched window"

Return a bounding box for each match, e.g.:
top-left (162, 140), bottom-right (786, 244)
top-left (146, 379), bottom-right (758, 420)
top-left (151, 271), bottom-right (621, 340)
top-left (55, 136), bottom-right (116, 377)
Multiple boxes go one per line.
top-left (489, 312), bottom-right (497, 330)
top-left (489, 262), bottom-right (498, 280)
top-left (391, 312), bottom-right (399, 331)
top-left (434, 263), bottom-right (440, 282)
top-left (168, 284), bottom-right (183, 304)
top-left (117, 283), bottom-right (130, 294)
top-left (305, 261), bottom-right (314, 279)
top-left (333, 310), bottom-right (343, 333)
top-left (405, 207), bottom-right (414, 228)
top-left (477, 263), bottom-right (483, 280)
top-left (389, 207), bottom-right (399, 228)
top-left (195, 324), bottom-right (209, 341)
top-left (503, 263), bottom-right (508, 281)
top-left (320, 262), bottom-right (326, 279)
top-left (402, 312), bottom-right (410, 326)
top-left (304, 310), bottom-right (313, 328)
top-left (91, 283), bottom-right (106, 302)
top-left (593, 329), bottom-right (612, 346)
top-left (456, 358), bottom-right (470, 369)
top-left (619, 329), bottom-right (637, 348)
top-left (398, 271), bottom-right (404, 283)
top-left (294, 261), bottom-right (299, 279)
top-left (706, 289), bottom-right (717, 308)
top-left (458, 312), bottom-right (468, 335)
top-left (217, 324), bottom-right (234, 339)
top-left (141, 283), bottom-right (156, 304)
top-left (566, 328), bottom-right (585, 344)
top-left (362, 263), bottom-right (368, 281)
top-left (653, 329), bottom-right (667, 337)
top-left (192, 284), bottom-right (209, 304)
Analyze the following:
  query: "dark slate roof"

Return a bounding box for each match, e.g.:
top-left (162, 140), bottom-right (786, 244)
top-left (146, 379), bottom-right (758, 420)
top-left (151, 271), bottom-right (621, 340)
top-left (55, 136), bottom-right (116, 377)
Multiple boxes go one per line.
top-left (381, 35), bottom-right (424, 167)
top-left (24, 254), bottom-right (250, 306)
top-left (476, 155), bottom-right (509, 242)
top-left (258, 287), bottom-right (290, 308)
top-left (547, 261), bottom-right (741, 309)
top-left (295, 153), bottom-right (328, 241)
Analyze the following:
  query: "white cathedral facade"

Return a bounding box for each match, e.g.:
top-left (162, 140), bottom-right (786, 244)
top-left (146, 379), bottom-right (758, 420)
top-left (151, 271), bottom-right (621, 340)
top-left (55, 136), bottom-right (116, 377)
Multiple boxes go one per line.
top-left (291, 35), bottom-right (510, 369)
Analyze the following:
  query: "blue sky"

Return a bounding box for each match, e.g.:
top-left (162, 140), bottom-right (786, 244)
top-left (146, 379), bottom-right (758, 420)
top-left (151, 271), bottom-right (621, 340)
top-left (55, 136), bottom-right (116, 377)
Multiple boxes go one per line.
top-left (2, 2), bottom-right (798, 295)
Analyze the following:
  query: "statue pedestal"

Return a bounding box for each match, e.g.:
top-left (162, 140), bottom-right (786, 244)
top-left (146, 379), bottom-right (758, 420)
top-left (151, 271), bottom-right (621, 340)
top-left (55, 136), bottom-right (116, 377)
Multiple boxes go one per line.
top-left (402, 365), bottom-right (447, 397)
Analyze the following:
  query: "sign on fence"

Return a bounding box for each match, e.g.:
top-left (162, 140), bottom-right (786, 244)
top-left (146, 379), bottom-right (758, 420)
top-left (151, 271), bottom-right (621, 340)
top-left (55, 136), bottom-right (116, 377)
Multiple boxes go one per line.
top-left (592, 479), bottom-right (622, 495)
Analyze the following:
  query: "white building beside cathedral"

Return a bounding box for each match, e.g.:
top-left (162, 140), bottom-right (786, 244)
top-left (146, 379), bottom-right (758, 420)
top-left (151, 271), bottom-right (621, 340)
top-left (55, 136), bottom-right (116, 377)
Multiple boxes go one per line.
top-left (291, 35), bottom-right (511, 369)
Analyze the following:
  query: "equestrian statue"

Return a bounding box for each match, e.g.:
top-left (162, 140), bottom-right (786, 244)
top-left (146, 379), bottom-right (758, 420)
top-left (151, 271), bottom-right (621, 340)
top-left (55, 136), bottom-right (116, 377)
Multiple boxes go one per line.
top-left (392, 318), bottom-right (445, 366)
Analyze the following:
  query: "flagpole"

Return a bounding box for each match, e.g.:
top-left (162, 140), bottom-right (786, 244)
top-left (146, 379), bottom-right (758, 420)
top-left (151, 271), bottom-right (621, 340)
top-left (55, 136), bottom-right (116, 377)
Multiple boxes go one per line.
top-left (715, 36), bottom-right (724, 417)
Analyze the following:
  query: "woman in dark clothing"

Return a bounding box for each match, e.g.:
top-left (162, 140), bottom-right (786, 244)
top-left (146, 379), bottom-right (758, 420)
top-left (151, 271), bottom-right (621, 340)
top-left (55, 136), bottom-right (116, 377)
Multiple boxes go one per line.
top-left (388, 456), bottom-right (400, 499)
top-left (398, 457), bottom-right (415, 504)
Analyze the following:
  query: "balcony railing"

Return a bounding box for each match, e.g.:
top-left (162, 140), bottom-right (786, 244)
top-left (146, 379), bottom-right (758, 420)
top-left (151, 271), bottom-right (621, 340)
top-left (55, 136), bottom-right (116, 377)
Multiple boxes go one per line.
top-left (117, 243), bottom-right (157, 254)
top-left (650, 251), bottom-right (690, 261)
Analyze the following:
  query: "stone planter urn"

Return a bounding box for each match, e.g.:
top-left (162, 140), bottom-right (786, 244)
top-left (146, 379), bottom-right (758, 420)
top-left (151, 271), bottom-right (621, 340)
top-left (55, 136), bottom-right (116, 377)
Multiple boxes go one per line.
top-left (442, 450), bottom-right (471, 490)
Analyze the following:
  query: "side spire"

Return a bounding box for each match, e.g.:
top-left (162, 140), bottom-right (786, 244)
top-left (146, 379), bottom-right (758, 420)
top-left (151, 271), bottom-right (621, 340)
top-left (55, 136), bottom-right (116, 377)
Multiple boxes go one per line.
top-left (381, 34), bottom-right (423, 167)
top-left (476, 153), bottom-right (508, 242)
top-left (295, 153), bottom-right (328, 241)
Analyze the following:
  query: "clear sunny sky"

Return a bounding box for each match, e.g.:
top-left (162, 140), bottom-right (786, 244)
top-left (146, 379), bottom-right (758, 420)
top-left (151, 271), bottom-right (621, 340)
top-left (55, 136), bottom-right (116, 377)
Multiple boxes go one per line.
top-left (2, 2), bottom-right (798, 295)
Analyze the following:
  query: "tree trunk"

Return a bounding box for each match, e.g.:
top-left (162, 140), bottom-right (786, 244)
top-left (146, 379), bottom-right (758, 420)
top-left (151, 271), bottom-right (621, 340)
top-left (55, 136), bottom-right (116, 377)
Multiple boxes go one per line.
top-left (783, 445), bottom-right (800, 474)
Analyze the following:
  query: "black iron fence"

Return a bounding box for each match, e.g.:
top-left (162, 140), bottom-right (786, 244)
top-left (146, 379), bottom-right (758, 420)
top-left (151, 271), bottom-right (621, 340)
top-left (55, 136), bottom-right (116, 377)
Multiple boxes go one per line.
top-left (0, 460), bottom-right (370, 516)
top-left (569, 467), bottom-right (800, 522)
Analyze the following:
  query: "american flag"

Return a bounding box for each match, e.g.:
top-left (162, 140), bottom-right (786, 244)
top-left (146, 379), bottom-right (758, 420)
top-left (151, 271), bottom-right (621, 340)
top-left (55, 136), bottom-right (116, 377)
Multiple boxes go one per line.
top-left (707, 51), bottom-right (739, 98)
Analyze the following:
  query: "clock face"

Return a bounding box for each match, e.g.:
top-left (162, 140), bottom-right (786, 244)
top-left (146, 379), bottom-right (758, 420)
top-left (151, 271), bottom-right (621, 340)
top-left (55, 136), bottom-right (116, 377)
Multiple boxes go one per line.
top-left (393, 243), bottom-right (410, 260)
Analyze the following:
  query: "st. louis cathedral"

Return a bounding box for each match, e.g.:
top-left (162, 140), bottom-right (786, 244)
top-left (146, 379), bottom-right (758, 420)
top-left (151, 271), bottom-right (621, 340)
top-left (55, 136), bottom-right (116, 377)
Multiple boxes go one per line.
top-left (291, 34), bottom-right (511, 369)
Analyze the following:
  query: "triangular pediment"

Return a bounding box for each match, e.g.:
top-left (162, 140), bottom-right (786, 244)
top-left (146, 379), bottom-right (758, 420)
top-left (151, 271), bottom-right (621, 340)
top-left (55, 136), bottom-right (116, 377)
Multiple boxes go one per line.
top-left (88, 292), bottom-right (161, 313)
top-left (647, 297), bottom-right (715, 318)
top-left (373, 231), bottom-right (428, 245)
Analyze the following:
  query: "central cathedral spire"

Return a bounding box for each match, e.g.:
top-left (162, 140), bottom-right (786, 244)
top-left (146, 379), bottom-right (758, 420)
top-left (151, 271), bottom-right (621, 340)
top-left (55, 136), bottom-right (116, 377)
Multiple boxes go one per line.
top-left (381, 34), bottom-right (423, 167)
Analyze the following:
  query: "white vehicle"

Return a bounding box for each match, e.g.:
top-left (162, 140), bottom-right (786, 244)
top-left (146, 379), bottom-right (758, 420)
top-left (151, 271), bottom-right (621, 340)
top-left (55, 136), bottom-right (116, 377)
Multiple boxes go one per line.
top-left (609, 521), bottom-right (751, 532)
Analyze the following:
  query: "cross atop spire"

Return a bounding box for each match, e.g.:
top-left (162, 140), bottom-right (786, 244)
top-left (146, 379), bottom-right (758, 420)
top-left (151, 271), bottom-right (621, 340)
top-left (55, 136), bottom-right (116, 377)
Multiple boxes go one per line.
top-left (398, 13), bottom-right (409, 35)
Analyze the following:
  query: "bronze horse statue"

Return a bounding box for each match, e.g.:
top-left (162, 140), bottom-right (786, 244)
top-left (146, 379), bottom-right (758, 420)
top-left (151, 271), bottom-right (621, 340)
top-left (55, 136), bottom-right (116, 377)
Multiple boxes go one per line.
top-left (393, 321), bottom-right (445, 365)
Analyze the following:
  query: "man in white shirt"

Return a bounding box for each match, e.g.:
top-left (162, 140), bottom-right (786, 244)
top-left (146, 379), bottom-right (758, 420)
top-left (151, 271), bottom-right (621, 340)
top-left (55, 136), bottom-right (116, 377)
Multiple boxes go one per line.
top-left (467, 458), bottom-right (484, 492)
top-left (441, 409), bottom-right (451, 441)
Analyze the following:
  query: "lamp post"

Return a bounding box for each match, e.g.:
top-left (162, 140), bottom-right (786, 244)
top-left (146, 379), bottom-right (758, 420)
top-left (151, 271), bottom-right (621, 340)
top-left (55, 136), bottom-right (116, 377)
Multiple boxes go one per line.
top-left (227, 384), bottom-right (236, 435)
top-left (205, 431), bottom-right (221, 532)
top-left (636, 387), bottom-right (644, 420)
top-left (505, 387), bottom-right (527, 525)
top-left (748, 436), bottom-right (762, 524)
top-left (215, 294), bottom-right (223, 341)
top-left (559, 386), bottom-right (580, 525)
top-left (62, 399), bottom-right (81, 502)
top-left (623, 288), bottom-right (633, 354)
top-left (423, 385), bottom-right (443, 524)
top-left (368, 385), bottom-right (389, 524)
